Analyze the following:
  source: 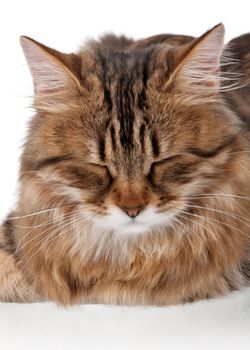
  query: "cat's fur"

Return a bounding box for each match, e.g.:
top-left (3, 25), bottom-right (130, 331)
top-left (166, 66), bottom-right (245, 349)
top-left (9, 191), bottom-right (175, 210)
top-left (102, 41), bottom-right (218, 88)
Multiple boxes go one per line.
top-left (0, 24), bottom-right (250, 305)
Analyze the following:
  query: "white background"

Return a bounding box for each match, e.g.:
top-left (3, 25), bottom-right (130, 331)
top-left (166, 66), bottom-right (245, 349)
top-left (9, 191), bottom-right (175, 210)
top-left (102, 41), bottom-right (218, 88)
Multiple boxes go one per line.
top-left (0, 0), bottom-right (249, 349)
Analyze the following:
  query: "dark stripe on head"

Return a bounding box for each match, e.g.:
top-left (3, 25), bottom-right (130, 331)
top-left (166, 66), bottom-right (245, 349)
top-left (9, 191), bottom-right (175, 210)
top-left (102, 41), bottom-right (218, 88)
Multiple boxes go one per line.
top-left (98, 138), bottom-right (106, 161)
top-left (137, 88), bottom-right (147, 110)
top-left (142, 48), bottom-right (154, 87)
top-left (117, 77), bottom-right (135, 149)
top-left (96, 49), bottom-right (113, 113)
top-left (110, 124), bottom-right (116, 149)
top-left (137, 51), bottom-right (154, 110)
top-left (151, 132), bottom-right (160, 157)
top-left (104, 87), bottom-right (113, 113)
top-left (139, 124), bottom-right (146, 152)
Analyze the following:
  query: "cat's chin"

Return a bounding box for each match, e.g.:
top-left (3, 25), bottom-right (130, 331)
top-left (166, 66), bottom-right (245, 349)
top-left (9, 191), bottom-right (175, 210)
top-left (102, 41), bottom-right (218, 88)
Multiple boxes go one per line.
top-left (114, 221), bottom-right (153, 235)
top-left (92, 206), bottom-right (174, 236)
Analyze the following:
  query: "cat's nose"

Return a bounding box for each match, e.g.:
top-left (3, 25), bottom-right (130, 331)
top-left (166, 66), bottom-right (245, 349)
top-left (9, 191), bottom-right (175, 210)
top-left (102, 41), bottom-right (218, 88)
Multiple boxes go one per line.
top-left (121, 206), bottom-right (144, 218)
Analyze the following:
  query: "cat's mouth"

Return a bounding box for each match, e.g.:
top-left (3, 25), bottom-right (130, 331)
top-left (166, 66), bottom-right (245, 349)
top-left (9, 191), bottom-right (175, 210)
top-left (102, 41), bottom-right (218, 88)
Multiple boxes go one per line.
top-left (92, 206), bottom-right (176, 236)
top-left (119, 219), bottom-right (152, 235)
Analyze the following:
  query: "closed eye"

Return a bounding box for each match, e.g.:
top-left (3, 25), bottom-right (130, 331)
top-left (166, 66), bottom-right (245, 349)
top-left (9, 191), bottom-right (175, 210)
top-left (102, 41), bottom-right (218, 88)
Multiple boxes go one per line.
top-left (148, 154), bottom-right (182, 178)
top-left (188, 137), bottom-right (235, 158)
top-left (32, 154), bottom-right (72, 170)
top-left (151, 136), bottom-right (235, 168)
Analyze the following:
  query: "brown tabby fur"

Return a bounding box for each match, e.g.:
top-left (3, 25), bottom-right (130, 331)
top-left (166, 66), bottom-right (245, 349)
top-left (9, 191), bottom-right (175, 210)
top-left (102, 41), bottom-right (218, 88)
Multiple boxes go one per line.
top-left (0, 25), bottom-right (250, 305)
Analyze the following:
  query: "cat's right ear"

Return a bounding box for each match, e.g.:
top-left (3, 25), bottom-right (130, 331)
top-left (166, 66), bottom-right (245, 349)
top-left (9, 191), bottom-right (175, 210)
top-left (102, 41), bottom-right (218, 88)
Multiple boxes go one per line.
top-left (20, 36), bottom-right (82, 100)
top-left (154, 24), bottom-right (227, 105)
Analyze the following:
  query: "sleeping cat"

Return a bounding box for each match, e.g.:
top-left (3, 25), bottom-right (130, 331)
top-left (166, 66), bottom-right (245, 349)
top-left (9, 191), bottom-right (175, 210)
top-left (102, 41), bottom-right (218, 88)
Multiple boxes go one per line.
top-left (0, 24), bottom-right (249, 304)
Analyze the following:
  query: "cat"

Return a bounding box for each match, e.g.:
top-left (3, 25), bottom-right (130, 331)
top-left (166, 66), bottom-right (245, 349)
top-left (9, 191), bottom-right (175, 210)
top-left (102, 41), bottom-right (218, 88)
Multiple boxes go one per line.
top-left (0, 24), bottom-right (250, 305)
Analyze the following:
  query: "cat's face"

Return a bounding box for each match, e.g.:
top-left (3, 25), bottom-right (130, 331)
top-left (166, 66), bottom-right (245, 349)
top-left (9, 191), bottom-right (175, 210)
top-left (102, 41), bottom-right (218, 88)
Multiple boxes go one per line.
top-left (20, 24), bottom-right (240, 235)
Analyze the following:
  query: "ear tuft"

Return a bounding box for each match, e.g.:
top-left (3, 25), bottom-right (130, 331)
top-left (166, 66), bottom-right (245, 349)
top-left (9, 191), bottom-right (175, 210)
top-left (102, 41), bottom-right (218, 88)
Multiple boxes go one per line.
top-left (20, 36), bottom-right (80, 98)
top-left (172, 24), bottom-right (227, 101)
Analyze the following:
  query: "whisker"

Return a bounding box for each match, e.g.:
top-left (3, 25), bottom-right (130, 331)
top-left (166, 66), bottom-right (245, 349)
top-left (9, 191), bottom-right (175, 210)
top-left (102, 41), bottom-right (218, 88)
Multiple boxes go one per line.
top-left (16, 212), bottom-right (82, 253)
top-left (186, 204), bottom-right (250, 225)
top-left (182, 194), bottom-right (248, 215)
top-left (12, 211), bottom-right (82, 229)
top-left (177, 212), bottom-right (220, 241)
top-left (8, 204), bottom-right (77, 221)
top-left (21, 214), bottom-right (86, 270)
top-left (190, 193), bottom-right (250, 201)
top-left (7, 200), bottom-right (98, 221)
top-left (178, 209), bottom-right (250, 240)
top-left (176, 213), bottom-right (240, 259)
top-left (227, 151), bottom-right (250, 156)
top-left (19, 206), bottom-right (100, 265)
top-left (45, 214), bottom-right (89, 258)
top-left (172, 216), bottom-right (202, 244)
top-left (58, 213), bottom-right (98, 255)
top-left (9, 208), bottom-right (59, 220)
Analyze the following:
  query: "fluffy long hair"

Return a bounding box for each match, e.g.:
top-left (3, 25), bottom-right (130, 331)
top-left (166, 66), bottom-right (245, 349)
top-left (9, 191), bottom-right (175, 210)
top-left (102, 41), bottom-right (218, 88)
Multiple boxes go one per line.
top-left (0, 24), bottom-right (250, 305)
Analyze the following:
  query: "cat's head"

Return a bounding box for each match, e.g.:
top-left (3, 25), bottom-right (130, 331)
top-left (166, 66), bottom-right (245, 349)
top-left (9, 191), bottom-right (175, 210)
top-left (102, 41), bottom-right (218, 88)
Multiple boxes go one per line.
top-left (20, 24), bottom-right (242, 235)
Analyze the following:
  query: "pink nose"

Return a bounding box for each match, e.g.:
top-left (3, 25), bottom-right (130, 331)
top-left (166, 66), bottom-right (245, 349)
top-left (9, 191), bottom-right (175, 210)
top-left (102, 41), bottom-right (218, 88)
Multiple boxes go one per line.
top-left (121, 206), bottom-right (144, 218)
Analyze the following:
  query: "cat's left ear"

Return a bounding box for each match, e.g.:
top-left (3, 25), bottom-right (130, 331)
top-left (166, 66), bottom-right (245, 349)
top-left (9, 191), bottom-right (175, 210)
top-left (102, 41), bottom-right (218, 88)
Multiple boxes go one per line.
top-left (169, 23), bottom-right (225, 97)
top-left (20, 36), bottom-right (82, 100)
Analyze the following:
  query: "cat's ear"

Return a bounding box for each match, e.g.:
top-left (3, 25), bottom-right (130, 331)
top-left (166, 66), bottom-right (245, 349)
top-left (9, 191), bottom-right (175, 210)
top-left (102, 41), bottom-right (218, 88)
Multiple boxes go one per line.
top-left (20, 36), bottom-right (82, 99)
top-left (170, 23), bottom-right (225, 98)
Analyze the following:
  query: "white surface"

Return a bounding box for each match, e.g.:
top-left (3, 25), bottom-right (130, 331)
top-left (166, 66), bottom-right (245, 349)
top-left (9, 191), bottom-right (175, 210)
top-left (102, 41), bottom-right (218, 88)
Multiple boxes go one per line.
top-left (0, 288), bottom-right (250, 350)
top-left (0, 0), bottom-right (250, 349)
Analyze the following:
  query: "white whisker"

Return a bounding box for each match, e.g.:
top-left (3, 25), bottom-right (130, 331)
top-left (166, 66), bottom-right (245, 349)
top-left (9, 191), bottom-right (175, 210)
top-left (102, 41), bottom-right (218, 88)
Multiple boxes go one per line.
top-left (176, 213), bottom-right (240, 260)
top-left (187, 193), bottom-right (250, 201)
top-left (21, 214), bottom-right (86, 270)
top-left (186, 204), bottom-right (250, 225)
top-left (178, 209), bottom-right (250, 240)
top-left (16, 212), bottom-right (82, 253)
